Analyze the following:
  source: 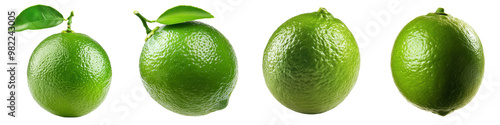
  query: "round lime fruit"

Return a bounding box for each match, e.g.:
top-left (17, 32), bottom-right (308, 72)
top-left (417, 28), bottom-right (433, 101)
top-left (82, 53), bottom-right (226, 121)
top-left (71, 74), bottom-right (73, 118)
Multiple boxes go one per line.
top-left (28, 32), bottom-right (112, 117)
top-left (263, 8), bottom-right (360, 114)
top-left (391, 8), bottom-right (484, 116)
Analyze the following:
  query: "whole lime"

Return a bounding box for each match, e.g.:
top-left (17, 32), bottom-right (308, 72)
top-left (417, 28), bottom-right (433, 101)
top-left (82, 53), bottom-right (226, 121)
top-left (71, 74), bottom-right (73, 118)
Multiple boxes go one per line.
top-left (139, 21), bottom-right (237, 116)
top-left (263, 8), bottom-right (360, 114)
top-left (391, 8), bottom-right (484, 116)
top-left (28, 32), bottom-right (112, 117)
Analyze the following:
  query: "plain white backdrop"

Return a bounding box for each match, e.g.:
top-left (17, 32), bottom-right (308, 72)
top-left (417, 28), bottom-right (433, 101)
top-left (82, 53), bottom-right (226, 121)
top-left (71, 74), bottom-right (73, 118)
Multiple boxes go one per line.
top-left (1, 0), bottom-right (499, 125)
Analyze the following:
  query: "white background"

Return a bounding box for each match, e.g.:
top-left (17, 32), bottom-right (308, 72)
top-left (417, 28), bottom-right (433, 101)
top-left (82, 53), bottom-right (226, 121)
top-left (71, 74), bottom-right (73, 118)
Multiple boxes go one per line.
top-left (1, 0), bottom-right (500, 125)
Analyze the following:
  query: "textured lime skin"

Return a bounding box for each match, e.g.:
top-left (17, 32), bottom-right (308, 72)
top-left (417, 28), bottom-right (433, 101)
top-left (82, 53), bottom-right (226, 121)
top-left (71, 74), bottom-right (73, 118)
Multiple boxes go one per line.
top-left (391, 9), bottom-right (484, 116)
top-left (140, 21), bottom-right (237, 116)
top-left (263, 8), bottom-right (360, 114)
top-left (27, 33), bottom-right (112, 117)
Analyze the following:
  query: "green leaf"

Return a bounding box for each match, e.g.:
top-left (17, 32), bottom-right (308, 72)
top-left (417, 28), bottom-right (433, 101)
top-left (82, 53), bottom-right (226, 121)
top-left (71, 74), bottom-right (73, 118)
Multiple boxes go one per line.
top-left (156, 5), bottom-right (214, 25)
top-left (14, 5), bottom-right (65, 32)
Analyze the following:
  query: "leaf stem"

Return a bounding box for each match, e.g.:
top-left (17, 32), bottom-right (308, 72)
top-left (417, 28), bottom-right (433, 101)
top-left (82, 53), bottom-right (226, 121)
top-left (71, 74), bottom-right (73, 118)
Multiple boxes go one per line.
top-left (65, 11), bottom-right (74, 33)
top-left (134, 11), bottom-right (155, 34)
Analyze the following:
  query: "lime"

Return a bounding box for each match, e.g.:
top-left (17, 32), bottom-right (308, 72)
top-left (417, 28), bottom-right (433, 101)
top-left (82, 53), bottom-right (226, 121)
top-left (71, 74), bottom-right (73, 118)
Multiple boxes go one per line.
top-left (391, 8), bottom-right (484, 116)
top-left (263, 8), bottom-right (360, 114)
top-left (28, 32), bottom-right (112, 117)
top-left (139, 21), bottom-right (237, 116)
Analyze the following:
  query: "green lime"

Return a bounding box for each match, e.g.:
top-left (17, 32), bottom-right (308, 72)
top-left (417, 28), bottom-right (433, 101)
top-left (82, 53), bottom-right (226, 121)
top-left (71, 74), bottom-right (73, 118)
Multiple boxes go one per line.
top-left (139, 21), bottom-right (237, 116)
top-left (28, 32), bottom-right (112, 117)
top-left (391, 8), bottom-right (484, 116)
top-left (263, 8), bottom-right (360, 114)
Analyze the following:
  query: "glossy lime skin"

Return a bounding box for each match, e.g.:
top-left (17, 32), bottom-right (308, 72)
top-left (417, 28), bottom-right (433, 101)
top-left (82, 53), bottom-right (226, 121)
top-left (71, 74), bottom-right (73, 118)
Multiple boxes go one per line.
top-left (140, 21), bottom-right (237, 116)
top-left (28, 33), bottom-right (112, 117)
top-left (391, 12), bottom-right (484, 116)
top-left (263, 8), bottom-right (360, 114)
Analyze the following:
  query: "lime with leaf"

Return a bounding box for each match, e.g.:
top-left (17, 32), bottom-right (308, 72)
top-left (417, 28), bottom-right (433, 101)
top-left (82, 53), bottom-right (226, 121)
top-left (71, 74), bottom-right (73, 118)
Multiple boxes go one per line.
top-left (135, 5), bottom-right (237, 116)
top-left (17, 5), bottom-right (112, 117)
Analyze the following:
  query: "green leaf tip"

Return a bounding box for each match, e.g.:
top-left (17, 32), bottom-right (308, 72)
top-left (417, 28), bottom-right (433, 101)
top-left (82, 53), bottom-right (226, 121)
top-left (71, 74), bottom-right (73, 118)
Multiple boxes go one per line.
top-left (156, 5), bottom-right (214, 25)
top-left (14, 4), bottom-right (65, 32)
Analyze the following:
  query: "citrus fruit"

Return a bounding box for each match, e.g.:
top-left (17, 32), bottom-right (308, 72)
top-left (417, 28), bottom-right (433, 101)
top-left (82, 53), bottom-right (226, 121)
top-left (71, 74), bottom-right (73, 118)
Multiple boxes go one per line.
top-left (28, 32), bottom-right (112, 117)
top-left (391, 8), bottom-right (484, 116)
top-left (263, 8), bottom-right (360, 114)
top-left (139, 21), bottom-right (237, 116)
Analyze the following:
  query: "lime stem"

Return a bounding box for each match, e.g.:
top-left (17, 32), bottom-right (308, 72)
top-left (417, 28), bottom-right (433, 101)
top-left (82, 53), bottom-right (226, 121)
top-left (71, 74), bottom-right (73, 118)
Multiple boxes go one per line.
top-left (65, 11), bottom-right (74, 33)
top-left (134, 11), bottom-right (156, 34)
top-left (318, 7), bottom-right (329, 14)
top-left (435, 7), bottom-right (447, 15)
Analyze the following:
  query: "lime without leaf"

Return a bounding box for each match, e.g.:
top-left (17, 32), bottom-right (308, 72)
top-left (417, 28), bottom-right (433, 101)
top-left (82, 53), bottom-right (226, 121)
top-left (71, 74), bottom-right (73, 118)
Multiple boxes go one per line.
top-left (263, 8), bottom-right (360, 114)
top-left (391, 8), bottom-right (484, 116)
top-left (135, 5), bottom-right (238, 116)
